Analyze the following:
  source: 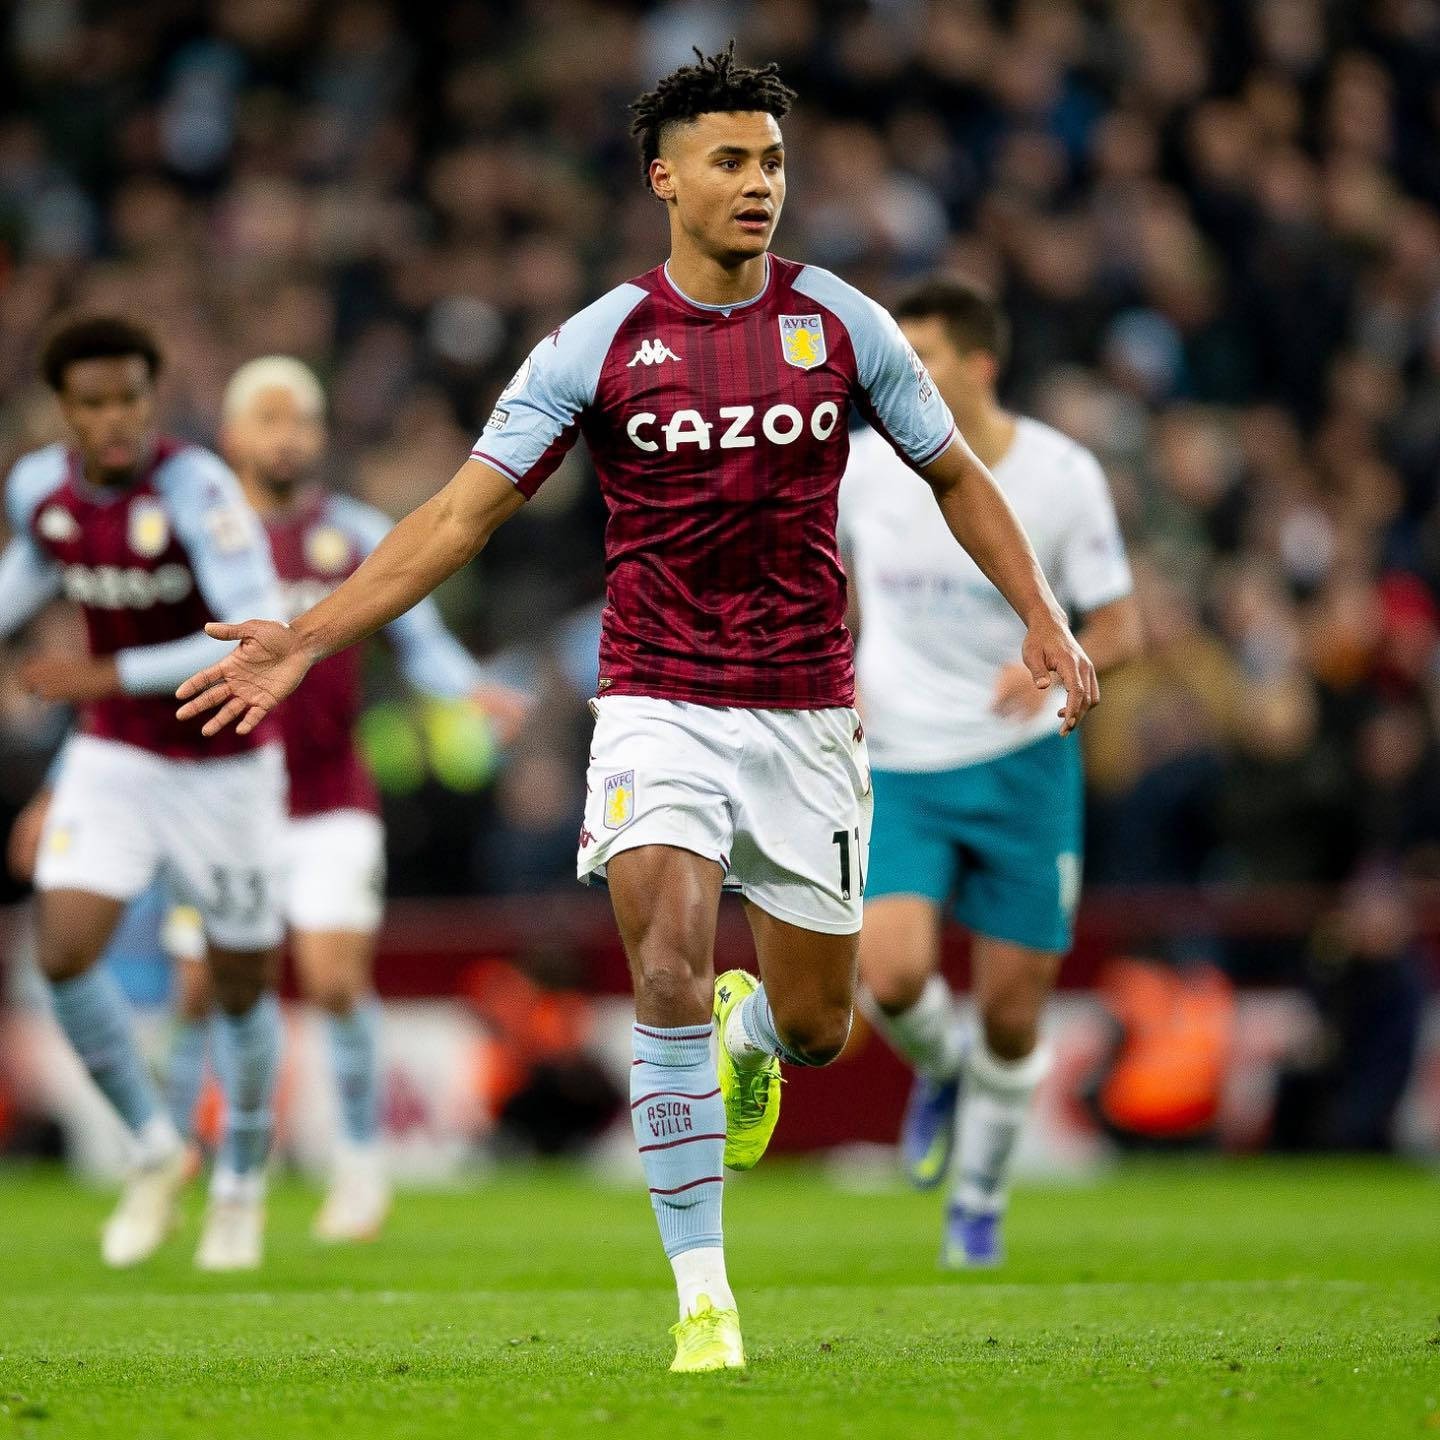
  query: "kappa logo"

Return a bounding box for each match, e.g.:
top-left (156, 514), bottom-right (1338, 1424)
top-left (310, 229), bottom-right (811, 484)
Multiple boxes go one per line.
top-left (37, 505), bottom-right (79, 544)
top-left (627, 338), bottom-right (681, 367)
top-left (603, 770), bottom-right (635, 829)
top-left (779, 314), bottom-right (826, 370)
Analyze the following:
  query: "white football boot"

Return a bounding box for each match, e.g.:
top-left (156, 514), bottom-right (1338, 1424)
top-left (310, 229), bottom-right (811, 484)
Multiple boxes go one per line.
top-left (195, 1186), bottom-right (265, 1272)
top-left (100, 1145), bottom-right (190, 1268)
top-left (312, 1142), bottom-right (391, 1243)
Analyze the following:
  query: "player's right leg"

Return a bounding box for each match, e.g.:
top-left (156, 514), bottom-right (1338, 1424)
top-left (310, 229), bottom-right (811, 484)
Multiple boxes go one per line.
top-left (32, 738), bottom-right (189, 1266)
top-left (859, 896), bottom-right (965, 1189)
top-left (607, 845), bottom-right (741, 1373)
top-left (285, 809), bottom-right (389, 1243)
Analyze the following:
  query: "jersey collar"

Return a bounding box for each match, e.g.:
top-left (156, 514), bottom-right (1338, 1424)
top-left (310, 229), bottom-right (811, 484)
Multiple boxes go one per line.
top-left (661, 254), bottom-right (772, 317)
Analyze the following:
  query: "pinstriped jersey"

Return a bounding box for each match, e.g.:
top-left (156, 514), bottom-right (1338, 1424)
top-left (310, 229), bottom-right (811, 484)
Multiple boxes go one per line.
top-left (6, 438), bottom-right (279, 759)
top-left (471, 255), bottom-right (956, 709)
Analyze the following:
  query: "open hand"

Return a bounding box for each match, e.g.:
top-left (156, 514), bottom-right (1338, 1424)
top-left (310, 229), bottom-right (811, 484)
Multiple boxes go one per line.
top-left (175, 620), bottom-right (313, 737)
top-left (20, 655), bottom-right (119, 704)
top-left (1020, 614), bottom-right (1099, 736)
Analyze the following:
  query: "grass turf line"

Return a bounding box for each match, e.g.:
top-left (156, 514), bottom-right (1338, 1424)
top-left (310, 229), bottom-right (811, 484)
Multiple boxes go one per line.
top-left (1, 1160), bottom-right (1436, 1439)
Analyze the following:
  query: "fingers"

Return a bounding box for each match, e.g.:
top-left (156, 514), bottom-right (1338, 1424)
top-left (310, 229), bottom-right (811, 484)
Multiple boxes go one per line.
top-left (236, 705), bottom-right (268, 736)
top-left (201, 695), bottom-right (250, 738)
top-left (176, 664), bottom-right (228, 701)
top-left (176, 680), bottom-right (232, 720)
top-left (204, 622), bottom-right (245, 641)
top-left (1055, 650), bottom-right (1100, 735)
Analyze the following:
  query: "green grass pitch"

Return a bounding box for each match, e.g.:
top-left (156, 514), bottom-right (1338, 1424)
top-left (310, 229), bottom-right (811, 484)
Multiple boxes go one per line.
top-left (2, 1159), bottom-right (1436, 1439)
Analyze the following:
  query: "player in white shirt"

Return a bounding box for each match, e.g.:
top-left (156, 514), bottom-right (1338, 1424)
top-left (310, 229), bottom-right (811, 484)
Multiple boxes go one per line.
top-left (839, 277), bottom-right (1143, 1267)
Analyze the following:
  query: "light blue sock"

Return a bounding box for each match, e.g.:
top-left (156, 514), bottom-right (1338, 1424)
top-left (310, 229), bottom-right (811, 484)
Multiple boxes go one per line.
top-left (211, 993), bottom-right (282, 1177)
top-left (50, 968), bottom-right (163, 1135)
top-left (166, 1017), bottom-right (209, 1140)
top-left (328, 997), bottom-right (381, 1145)
top-left (630, 1022), bottom-right (725, 1258)
top-left (732, 983), bottom-right (829, 1067)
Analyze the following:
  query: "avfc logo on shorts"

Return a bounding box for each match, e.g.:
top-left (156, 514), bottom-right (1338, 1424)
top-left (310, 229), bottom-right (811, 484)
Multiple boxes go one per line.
top-left (779, 315), bottom-right (826, 370)
top-left (603, 770), bottom-right (635, 830)
top-left (128, 499), bottom-right (171, 558)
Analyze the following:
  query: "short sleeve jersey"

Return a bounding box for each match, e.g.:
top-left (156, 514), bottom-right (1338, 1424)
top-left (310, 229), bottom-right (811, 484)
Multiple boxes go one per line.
top-left (6, 439), bottom-right (278, 759)
top-left (471, 255), bottom-right (956, 709)
top-left (839, 416), bottom-right (1133, 771)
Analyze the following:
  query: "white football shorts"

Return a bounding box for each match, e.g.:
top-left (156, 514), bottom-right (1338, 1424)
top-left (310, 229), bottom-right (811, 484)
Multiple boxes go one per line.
top-left (578, 696), bottom-right (873, 935)
top-left (36, 735), bottom-right (288, 951)
top-left (283, 809), bottom-right (386, 934)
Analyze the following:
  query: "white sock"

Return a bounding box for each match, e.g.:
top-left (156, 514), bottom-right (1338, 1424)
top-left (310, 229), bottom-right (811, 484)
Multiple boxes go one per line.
top-left (953, 1028), bottom-right (1050, 1216)
top-left (863, 975), bottom-right (966, 1081)
top-left (722, 1007), bottom-right (771, 1068)
top-left (134, 1113), bottom-right (183, 1169)
top-left (210, 1165), bottom-right (266, 1207)
top-left (671, 1245), bottom-right (736, 1318)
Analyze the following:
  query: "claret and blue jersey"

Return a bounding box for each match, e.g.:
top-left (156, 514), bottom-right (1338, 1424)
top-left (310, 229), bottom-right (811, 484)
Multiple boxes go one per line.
top-left (471, 254), bottom-right (957, 710)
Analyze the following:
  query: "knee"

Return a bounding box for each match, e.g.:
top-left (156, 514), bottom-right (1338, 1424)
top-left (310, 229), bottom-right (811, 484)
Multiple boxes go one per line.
top-left (866, 964), bottom-right (928, 1015)
top-left (630, 945), bottom-right (709, 1024)
top-left (38, 946), bottom-right (93, 985)
top-left (304, 972), bottom-right (361, 1017)
top-left (775, 1004), bottom-right (853, 1067)
top-left (979, 1002), bottom-right (1040, 1062)
top-left (209, 958), bottom-right (270, 1017)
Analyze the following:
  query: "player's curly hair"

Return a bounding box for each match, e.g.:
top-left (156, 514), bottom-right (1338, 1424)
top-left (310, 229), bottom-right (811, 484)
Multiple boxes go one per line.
top-left (630, 42), bottom-right (797, 191)
top-left (39, 315), bottom-right (163, 392)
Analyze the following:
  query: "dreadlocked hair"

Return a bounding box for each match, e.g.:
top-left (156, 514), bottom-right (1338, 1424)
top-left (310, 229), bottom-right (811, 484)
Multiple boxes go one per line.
top-left (629, 42), bottom-right (797, 190)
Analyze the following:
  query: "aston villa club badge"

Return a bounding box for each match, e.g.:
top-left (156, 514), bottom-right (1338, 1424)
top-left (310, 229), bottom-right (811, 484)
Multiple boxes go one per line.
top-left (603, 770), bottom-right (635, 830)
top-left (128, 499), bottom-right (170, 558)
top-left (305, 524), bottom-right (350, 575)
top-left (779, 314), bottom-right (826, 370)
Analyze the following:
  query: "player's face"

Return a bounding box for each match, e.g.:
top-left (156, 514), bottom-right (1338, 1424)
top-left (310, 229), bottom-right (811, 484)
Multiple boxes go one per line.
top-left (900, 317), bottom-right (992, 413)
top-left (56, 355), bottom-right (156, 484)
top-left (225, 384), bottom-right (325, 494)
top-left (654, 110), bottom-right (786, 264)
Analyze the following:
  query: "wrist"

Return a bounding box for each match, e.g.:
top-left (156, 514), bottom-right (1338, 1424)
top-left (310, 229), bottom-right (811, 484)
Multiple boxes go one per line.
top-left (289, 615), bottom-right (330, 665)
top-left (94, 655), bottom-right (121, 698)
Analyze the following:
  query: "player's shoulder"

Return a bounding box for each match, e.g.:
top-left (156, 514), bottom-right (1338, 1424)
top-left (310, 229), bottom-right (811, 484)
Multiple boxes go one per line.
top-left (5, 443), bottom-right (69, 532)
top-left (152, 440), bottom-right (245, 510)
top-left (1013, 416), bottom-right (1108, 492)
top-left (545, 279), bottom-right (652, 363)
top-left (785, 261), bottom-right (889, 331)
top-left (321, 491), bottom-right (392, 550)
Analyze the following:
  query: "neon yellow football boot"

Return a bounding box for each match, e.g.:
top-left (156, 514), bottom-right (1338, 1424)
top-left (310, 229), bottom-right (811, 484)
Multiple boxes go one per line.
top-left (669, 1294), bottom-right (745, 1373)
top-left (713, 969), bottom-right (782, 1171)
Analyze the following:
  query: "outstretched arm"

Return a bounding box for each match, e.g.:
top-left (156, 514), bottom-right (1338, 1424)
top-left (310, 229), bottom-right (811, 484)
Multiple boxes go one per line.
top-left (177, 459), bottom-right (525, 736)
top-left (922, 438), bottom-right (1098, 735)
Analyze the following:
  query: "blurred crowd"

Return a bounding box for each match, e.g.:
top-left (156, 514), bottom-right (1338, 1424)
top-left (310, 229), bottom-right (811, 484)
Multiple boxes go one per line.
top-left (3, 0), bottom-right (1440, 1001)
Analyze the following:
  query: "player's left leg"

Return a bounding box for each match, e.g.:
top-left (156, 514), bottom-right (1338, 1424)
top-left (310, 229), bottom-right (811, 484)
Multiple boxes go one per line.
top-left (155, 743), bottom-right (288, 1272)
top-left (715, 705), bottom-right (872, 1163)
top-left (200, 940), bottom-right (282, 1270)
top-left (942, 732), bottom-right (1083, 1267)
top-left (944, 935), bottom-right (1059, 1268)
top-left (292, 927), bottom-right (388, 1242)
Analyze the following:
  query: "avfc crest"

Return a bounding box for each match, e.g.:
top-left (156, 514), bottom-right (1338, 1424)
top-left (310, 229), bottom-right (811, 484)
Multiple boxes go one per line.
top-left (128, 499), bottom-right (170, 558)
top-left (603, 769), bottom-right (635, 830)
top-left (305, 524), bottom-right (351, 575)
top-left (779, 314), bottom-right (827, 371)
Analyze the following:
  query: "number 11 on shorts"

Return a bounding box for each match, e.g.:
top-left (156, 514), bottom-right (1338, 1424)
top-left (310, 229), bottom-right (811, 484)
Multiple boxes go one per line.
top-left (832, 826), bottom-right (865, 901)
